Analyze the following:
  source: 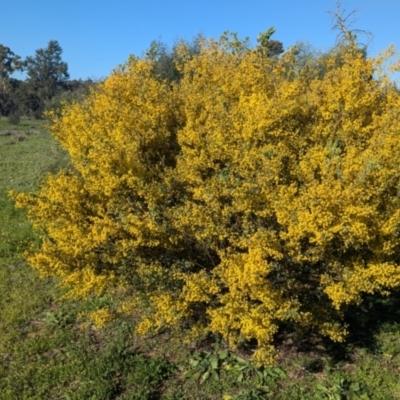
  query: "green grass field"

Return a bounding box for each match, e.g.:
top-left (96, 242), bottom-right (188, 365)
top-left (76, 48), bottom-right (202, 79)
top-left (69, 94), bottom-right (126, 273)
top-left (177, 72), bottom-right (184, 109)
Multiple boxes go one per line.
top-left (0, 116), bottom-right (44, 132)
top-left (1, 118), bottom-right (400, 399)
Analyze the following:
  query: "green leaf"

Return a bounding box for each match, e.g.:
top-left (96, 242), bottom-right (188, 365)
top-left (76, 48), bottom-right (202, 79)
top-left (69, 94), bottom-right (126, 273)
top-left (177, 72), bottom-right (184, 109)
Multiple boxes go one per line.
top-left (256, 370), bottom-right (264, 383)
top-left (316, 383), bottom-right (329, 393)
top-left (219, 349), bottom-right (229, 360)
top-left (274, 367), bottom-right (286, 378)
top-left (188, 370), bottom-right (202, 381)
top-left (211, 357), bottom-right (219, 370)
top-left (200, 370), bottom-right (211, 384)
top-left (234, 356), bottom-right (248, 364)
top-left (212, 369), bottom-right (219, 381)
top-left (350, 382), bottom-right (360, 392)
top-left (191, 359), bottom-right (200, 367)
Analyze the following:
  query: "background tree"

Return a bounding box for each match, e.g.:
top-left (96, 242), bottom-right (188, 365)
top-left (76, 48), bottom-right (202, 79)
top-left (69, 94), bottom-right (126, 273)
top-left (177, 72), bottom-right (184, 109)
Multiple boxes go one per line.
top-left (256, 27), bottom-right (284, 57)
top-left (24, 40), bottom-right (69, 116)
top-left (43, 78), bottom-right (97, 116)
top-left (144, 35), bottom-right (203, 83)
top-left (286, 2), bottom-right (371, 85)
top-left (0, 45), bottom-right (24, 116)
top-left (0, 45), bottom-right (23, 90)
top-left (144, 30), bottom-right (284, 84)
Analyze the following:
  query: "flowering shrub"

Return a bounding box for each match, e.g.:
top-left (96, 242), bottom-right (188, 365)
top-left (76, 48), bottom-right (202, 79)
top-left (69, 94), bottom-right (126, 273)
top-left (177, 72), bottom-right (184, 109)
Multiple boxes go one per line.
top-left (13, 36), bottom-right (400, 365)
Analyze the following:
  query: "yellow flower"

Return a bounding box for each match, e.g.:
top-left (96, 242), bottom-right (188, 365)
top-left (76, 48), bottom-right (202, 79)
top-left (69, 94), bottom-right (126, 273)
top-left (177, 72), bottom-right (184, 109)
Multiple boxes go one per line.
top-left (13, 34), bottom-right (400, 365)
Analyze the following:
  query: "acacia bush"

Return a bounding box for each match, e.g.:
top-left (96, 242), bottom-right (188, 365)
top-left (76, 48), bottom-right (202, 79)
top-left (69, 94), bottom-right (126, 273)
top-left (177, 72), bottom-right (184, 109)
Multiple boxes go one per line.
top-left (13, 35), bottom-right (400, 364)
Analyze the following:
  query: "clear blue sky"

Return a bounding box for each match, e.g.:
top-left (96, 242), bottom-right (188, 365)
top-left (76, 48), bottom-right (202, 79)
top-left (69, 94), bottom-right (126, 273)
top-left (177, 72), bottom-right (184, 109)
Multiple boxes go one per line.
top-left (2, 0), bottom-right (399, 80)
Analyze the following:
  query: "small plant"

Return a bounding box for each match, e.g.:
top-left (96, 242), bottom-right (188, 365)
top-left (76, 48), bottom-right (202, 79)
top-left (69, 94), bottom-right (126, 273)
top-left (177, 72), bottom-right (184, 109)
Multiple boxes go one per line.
top-left (315, 378), bottom-right (370, 400)
top-left (125, 354), bottom-right (173, 399)
top-left (184, 349), bottom-right (230, 384)
top-left (226, 388), bottom-right (269, 400)
top-left (41, 307), bottom-right (77, 328)
top-left (228, 354), bottom-right (286, 386)
top-left (184, 348), bottom-right (286, 390)
top-left (8, 112), bottom-right (20, 125)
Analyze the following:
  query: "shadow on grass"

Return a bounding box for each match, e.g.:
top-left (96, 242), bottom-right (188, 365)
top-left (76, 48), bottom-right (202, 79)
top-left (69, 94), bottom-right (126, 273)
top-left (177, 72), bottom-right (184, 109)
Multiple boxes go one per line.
top-left (273, 290), bottom-right (400, 369)
top-left (344, 290), bottom-right (400, 349)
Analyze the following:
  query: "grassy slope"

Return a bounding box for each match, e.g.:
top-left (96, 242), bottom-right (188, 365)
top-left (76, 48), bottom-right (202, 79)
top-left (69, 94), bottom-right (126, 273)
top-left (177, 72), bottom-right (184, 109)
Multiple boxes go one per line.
top-left (1, 118), bottom-right (400, 399)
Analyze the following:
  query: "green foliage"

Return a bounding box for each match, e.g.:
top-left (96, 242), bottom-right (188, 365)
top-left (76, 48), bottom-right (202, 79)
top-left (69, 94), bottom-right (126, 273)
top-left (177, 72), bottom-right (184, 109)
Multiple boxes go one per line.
top-left (7, 111), bottom-right (20, 125)
top-left (124, 353), bottom-right (173, 399)
top-left (0, 299), bottom-right (172, 400)
top-left (0, 46), bottom-right (28, 117)
top-left (25, 40), bottom-right (69, 101)
top-left (43, 78), bottom-right (97, 116)
top-left (0, 45), bottom-right (24, 116)
top-left (184, 348), bottom-right (286, 386)
top-left (143, 29), bottom-right (283, 85)
top-left (0, 44), bottom-right (23, 81)
top-left (256, 27), bottom-right (284, 57)
top-left (0, 41), bottom-right (84, 118)
top-left (184, 349), bottom-right (231, 384)
top-left (314, 378), bottom-right (370, 400)
top-left (144, 34), bottom-right (203, 82)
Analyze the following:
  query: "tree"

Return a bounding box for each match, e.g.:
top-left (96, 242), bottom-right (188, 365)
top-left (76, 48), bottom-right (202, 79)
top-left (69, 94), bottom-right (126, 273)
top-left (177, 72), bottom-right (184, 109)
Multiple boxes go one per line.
top-left (0, 45), bottom-right (24, 116)
top-left (24, 40), bottom-right (69, 115)
top-left (0, 45), bottom-right (23, 89)
top-left (144, 35), bottom-right (203, 83)
top-left (328, 1), bottom-right (372, 52)
top-left (256, 27), bottom-right (284, 57)
top-left (43, 78), bottom-right (97, 116)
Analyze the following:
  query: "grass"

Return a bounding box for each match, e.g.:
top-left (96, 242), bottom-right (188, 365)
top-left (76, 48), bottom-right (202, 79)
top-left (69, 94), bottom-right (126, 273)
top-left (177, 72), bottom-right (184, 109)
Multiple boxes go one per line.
top-left (1, 118), bottom-right (400, 398)
top-left (0, 116), bottom-right (44, 132)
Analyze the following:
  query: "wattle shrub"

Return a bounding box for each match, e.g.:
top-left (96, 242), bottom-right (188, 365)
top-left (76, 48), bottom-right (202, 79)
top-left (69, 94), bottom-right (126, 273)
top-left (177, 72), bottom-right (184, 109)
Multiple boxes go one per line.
top-left (13, 37), bottom-right (400, 365)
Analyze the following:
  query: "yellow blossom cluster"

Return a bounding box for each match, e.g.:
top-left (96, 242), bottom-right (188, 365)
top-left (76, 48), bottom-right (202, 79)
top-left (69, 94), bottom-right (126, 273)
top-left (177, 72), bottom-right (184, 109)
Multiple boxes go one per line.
top-left (12, 36), bottom-right (400, 365)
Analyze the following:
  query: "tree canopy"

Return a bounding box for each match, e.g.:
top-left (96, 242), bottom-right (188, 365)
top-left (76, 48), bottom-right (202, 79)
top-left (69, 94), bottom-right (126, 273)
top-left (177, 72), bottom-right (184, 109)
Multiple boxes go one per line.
top-left (0, 40), bottom-right (93, 118)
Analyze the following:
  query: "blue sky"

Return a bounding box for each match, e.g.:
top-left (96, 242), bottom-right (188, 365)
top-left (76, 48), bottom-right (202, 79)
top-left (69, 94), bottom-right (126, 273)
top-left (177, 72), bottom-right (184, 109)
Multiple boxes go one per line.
top-left (2, 0), bottom-right (399, 80)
